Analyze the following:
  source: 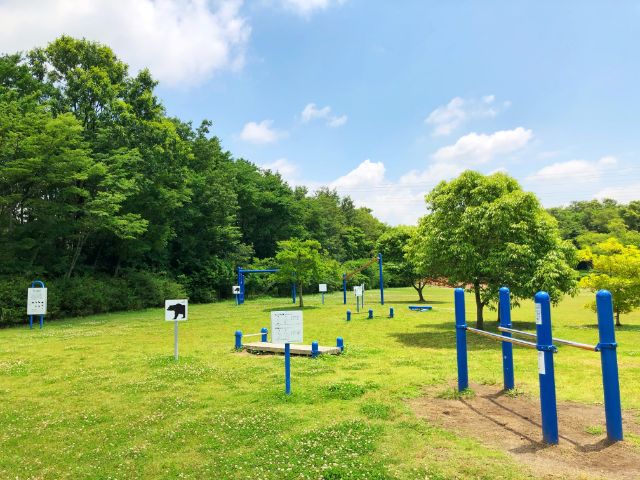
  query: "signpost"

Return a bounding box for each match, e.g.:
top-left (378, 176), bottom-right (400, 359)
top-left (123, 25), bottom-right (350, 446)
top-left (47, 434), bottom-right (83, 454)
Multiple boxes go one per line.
top-left (271, 310), bottom-right (303, 395)
top-left (27, 280), bottom-right (47, 329)
top-left (232, 285), bottom-right (241, 305)
top-left (319, 283), bottom-right (327, 304)
top-left (354, 286), bottom-right (363, 313)
top-left (165, 299), bottom-right (188, 360)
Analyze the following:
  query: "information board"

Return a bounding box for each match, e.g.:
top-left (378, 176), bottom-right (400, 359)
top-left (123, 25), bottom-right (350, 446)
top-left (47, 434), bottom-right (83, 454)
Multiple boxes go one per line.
top-left (319, 284), bottom-right (327, 293)
top-left (354, 286), bottom-right (363, 297)
top-left (165, 299), bottom-right (188, 321)
top-left (271, 310), bottom-right (303, 344)
top-left (27, 288), bottom-right (47, 315)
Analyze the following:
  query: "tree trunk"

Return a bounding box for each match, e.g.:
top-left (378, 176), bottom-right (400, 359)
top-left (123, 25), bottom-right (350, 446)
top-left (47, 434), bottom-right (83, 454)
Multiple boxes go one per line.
top-left (298, 282), bottom-right (304, 308)
top-left (615, 308), bottom-right (621, 327)
top-left (66, 233), bottom-right (88, 279)
top-left (473, 280), bottom-right (484, 330)
top-left (412, 280), bottom-right (426, 302)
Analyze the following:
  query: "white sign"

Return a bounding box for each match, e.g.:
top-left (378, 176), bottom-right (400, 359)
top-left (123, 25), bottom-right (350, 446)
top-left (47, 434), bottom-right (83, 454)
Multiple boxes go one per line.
top-left (232, 285), bottom-right (241, 295)
top-left (165, 299), bottom-right (188, 321)
top-left (27, 288), bottom-right (47, 315)
top-left (319, 284), bottom-right (327, 293)
top-left (535, 303), bottom-right (542, 325)
top-left (538, 351), bottom-right (546, 375)
top-left (271, 311), bottom-right (303, 344)
top-left (354, 286), bottom-right (363, 297)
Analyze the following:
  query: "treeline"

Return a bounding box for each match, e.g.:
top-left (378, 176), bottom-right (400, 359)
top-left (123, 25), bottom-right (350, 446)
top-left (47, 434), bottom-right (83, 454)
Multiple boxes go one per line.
top-left (0, 36), bottom-right (388, 324)
top-left (548, 199), bottom-right (640, 252)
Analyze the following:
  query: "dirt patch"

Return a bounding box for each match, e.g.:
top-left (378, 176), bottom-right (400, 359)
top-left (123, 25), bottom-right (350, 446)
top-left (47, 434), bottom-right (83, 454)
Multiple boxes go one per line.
top-left (411, 384), bottom-right (640, 480)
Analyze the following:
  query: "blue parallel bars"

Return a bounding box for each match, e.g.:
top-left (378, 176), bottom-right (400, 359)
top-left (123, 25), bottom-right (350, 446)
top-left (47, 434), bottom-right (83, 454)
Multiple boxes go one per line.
top-left (499, 287), bottom-right (515, 390)
top-left (596, 290), bottom-right (623, 441)
top-left (454, 288), bottom-right (469, 392)
top-left (535, 292), bottom-right (559, 445)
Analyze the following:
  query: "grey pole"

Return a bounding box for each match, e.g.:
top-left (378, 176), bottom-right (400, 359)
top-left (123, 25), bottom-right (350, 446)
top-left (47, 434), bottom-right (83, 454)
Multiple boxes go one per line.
top-left (174, 320), bottom-right (179, 360)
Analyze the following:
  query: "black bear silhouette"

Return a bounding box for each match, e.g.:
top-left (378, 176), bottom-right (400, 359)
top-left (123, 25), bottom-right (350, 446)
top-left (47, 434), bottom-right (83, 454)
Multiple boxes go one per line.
top-left (167, 303), bottom-right (186, 320)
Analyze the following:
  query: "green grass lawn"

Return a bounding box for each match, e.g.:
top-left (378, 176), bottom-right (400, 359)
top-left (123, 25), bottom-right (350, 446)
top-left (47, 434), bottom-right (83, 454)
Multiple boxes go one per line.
top-left (1, 287), bottom-right (638, 479)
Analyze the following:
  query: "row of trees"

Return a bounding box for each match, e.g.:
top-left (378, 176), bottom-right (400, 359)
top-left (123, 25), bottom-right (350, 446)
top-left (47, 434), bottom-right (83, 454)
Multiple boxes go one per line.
top-left (0, 36), bottom-right (388, 322)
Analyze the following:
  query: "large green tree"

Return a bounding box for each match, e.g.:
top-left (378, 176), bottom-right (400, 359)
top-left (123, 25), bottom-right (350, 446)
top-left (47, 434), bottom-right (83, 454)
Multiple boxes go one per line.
top-left (413, 171), bottom-right (577, 329)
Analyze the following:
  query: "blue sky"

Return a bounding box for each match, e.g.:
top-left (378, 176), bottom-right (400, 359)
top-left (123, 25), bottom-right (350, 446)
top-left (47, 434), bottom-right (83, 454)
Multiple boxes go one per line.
top-left (2, 0), bottom-right (640, 224)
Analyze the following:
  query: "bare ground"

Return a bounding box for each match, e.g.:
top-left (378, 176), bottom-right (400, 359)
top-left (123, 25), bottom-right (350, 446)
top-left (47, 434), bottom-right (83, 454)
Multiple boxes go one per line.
top-left (411, 383), bottom-right (640, 479)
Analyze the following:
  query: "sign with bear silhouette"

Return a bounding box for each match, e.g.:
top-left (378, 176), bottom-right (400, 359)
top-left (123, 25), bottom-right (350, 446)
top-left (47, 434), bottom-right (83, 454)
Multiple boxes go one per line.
top-left (232, 285), bottom-right (241, 295)
top-left (27, 288), bottom-right (47, 315)
top-left (165, 299), bottom-right (188, 321)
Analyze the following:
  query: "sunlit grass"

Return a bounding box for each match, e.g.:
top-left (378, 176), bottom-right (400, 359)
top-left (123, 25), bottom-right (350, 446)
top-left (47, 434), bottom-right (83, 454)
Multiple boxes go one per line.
top-left (0, 286), bottom-right (638, 478)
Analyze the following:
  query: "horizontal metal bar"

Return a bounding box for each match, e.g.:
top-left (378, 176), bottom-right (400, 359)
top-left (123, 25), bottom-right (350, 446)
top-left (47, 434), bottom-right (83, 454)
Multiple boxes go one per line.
top-left (498, 327), bottom-right (597, 352)
top-left (466, 327), bottom-right (538, 349)
top-left (242, 333), bottom-right (266, 338)
top-left (238, 269), bottom-right (279, 273)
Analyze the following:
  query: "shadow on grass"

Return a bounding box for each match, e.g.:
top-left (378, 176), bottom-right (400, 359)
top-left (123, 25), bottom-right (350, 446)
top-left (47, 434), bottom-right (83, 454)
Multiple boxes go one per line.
top-left (388, 300), bottom-right (448, 305)
top-left (261, 306), bottom-right (320, 312)
top-left (580, 323), bottom-right (640, 332)
top-left (390, 327), bottom-right (505, 351)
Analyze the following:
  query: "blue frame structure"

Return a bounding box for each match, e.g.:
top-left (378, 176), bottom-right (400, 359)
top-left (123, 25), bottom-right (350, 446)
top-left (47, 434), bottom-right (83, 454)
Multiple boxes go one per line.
top-left (342, 253), bottom-right (384, 305)
top-left (237, 267), bottom-right (296, 305)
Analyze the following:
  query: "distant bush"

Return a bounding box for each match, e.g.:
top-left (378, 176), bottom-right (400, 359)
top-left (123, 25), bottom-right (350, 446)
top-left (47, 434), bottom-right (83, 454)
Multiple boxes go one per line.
top-left (0, 272), bottom-right (185, 326)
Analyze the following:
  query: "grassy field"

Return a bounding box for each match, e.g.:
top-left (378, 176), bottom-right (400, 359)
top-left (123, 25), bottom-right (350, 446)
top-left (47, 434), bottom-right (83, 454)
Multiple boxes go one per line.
top-left (1, 286), bottom-right (639, 479)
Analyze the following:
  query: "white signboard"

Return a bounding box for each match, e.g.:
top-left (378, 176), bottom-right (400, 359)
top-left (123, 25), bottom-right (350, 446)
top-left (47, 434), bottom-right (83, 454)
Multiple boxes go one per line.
top-left (271, 311), bottom-right (303, 344)
top-left (232, 285), bottom-right (241, 295)
top-left (319, 284), bottom-right (327, 293)
top-left (354, 286), bottom-right (363, 297)
top-left (27, 288), bottom-right (47, 315)
top-left (535, 303), bottom-right (542, 325)
top-left (538, 351), bottom-right (546, 375)
top-left (165, 299), bottom-right (188, 321)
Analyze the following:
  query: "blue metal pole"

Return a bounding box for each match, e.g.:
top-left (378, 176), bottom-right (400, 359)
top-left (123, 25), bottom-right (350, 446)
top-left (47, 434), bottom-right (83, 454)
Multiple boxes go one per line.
top-left (29, 315), bottom-right (33, 330)
top-left (389, 307), bottom-right (394, 318)
top-left (292, 282), bottom-right (296, 304)
top-left (535, 291), bottom-right (559, 445)
top-left (346, 310), bottom-right (351, 321)
top-left (238, 268), bottom-right (245, 305)
top-left (261, 327), bottom-right (268, 342)
top-left (499, 287), bottom-right (515, 391)
top-left (39, 315), bottom-right (43, 329)
top-left (311, 341), bottom-right (319, 358)
top-left (337, 337), bottom-right (344, 351)
top-left (595, 290), bottom-right (623, 441)
top-left (378, 253), bottom-right (384, 305)
top-left (454, 288), bottom-right (469, 392)
top-left (235, 330), bottom-right (242, 350)
top-left (343, 274), bottom-right (347, 305)
top-left (368, 309), bottom-right (373, 319)
top-left (285, 343), bottom-right (291, 394)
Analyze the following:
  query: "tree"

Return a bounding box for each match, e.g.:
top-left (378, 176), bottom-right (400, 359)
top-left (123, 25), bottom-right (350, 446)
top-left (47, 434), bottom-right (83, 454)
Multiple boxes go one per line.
top-left (275, 239), bottom-right (323, 308)
top-left (579, 238), bottom-right (640, 326)
top-left (414, 171), bottom-right (577, 329)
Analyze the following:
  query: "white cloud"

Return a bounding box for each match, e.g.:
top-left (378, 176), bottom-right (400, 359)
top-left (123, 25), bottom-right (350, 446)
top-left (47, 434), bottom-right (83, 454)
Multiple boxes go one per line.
top-left (300, 102), bottom-right (347, 127)
top-left (432, 127), bottom-right (533, 164)
top-left (0, 0), bottom-right (250, 87)
top-left (239, 120), bottom-right (286, 144)
top-left (330, 159), bottom-right (385, 188)
top-left (595, 182), bottom-right (640, 203)
top-left (527, 156), bottom-right (617, 183)
top-left (260, 158), bottom-right (299, 182)
top-left (280, 0), bottom-right (345, 16)
top-left (425, 94), bottom-right (505, 136)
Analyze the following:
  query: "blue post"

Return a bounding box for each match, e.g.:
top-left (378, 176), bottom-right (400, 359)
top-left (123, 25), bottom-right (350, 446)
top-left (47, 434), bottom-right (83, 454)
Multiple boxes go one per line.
top-left (454, 288), bottom-right (469, 392)
top-left (238, 268), bottom-right (245, 305)
top-left (368, 309), bottom-right (373, 319)
top-left (311, 341), bottom-right (319, 358)
top-left (499, 287), bottom-right (515, 391)
top-left (292, 282), bottom-right (296, 304)
top-left (28, 279), bottom-right (46, 329)
top-left (535, 291), bottom-right (559, 445)
top-left (346, 310), bottom-right (351, 321)
top-left (285, 343), bottom-right (291, 394)
top-left (261, 327), bottom-right (268, 342)
top-left (235, 330), bottom-right (243, 350)
top-left (596, 290), bottom-right (623, 441)
top-left (390, 307), bottom-right (394, 318)
top-left (337, 337), bottom-right (344, 351)
top-left (343, 274), bottom-right (347, 305)
top-left (378, 253), bottom-right (384, 305)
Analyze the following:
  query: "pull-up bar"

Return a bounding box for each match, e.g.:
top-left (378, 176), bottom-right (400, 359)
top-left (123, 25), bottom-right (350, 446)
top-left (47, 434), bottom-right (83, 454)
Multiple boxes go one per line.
top-left (236, 267), bottom-right (296, 305)
top-left (497, 326), bottom-right (597, 352)
top-left (342, 253), bottom-right (384, 305)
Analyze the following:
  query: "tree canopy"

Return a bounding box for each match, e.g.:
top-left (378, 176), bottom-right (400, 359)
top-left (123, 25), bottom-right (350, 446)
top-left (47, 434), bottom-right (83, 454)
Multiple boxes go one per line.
top-left (411, 171), bottom-right (577, 329)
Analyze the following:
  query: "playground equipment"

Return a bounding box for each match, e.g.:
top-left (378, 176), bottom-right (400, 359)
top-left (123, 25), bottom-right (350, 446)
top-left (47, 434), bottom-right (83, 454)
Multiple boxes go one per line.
top-left (234, 329), bottom-right (343, 356)
top-left (343, 253), bottom-right (384, 305)
top-left (236, 267), bottom-right (296, 305)
top-left (455, 287), bottom-right (623, 445)
top-left (408, 305), bottom-right (433, 312)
